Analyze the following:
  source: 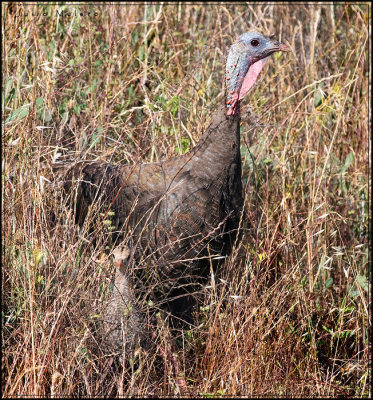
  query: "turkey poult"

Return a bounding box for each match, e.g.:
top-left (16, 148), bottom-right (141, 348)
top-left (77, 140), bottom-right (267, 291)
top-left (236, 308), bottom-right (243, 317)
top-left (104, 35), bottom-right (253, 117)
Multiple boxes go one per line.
top-left (57, 32), bottom-right (289, 351)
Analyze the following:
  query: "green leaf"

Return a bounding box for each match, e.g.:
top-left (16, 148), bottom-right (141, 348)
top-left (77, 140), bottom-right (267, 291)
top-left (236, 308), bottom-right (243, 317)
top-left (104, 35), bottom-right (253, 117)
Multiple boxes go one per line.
top-left (314, 91), bottom-right (323, 108)
top-left (73, 104), bottom-right (81, 115)
top-left (325, 277), bottom-right (333, 289)
top-left (166, 95), bottom-right (180, 115)
top-left (36, 97), bottom-right (44, 108)
top-left (3, 78), bottom-right (14, 105)
top-left (138, 45), bottom-right (145, 61)
top-left (341, 152), bottom-right (354, 173)
top-left (357, 274), bottom-right (369, 292)
top-left (88, 134), bottom-right (101, 150)
top-left (179, 138), bottom-right (190, 154)
top-left (322, 325), bottom-right (333, 335)
top-left (348, 285), bottom-right (360, 299)
top-left (5, 88), bottom-right (15, 106)
top-left (4, 78), bottom-right (12, 99)
top-left (262, 157), bottom-right (273, 165)
top-left (5, 105), bottom-right (30, 123)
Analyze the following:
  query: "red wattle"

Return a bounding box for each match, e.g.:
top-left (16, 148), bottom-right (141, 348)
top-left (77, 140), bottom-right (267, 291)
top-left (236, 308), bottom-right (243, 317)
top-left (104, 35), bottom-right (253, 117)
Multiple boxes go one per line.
top-left (239, 57), bottom-right (268, 100)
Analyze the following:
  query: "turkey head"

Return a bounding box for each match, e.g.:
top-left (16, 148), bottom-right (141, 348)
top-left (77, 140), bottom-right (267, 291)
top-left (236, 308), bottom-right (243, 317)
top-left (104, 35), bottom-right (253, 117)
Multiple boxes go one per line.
top-left (225, 31), bottom-right (290, 116)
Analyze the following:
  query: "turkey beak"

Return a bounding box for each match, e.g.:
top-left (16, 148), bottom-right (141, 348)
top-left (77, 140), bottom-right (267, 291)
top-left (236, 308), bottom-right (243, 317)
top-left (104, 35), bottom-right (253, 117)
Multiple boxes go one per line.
top-left (263, 39), bottom-right (291, 58)
top-left (271, 40), bottom-right (291, 53)
top-left (279, 42), bottom-right (291, 52)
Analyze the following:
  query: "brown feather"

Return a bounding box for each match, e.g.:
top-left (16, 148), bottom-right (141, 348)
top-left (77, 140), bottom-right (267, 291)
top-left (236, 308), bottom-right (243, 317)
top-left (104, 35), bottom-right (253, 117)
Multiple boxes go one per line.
top-left (61, 103), bottom-right (242, 267)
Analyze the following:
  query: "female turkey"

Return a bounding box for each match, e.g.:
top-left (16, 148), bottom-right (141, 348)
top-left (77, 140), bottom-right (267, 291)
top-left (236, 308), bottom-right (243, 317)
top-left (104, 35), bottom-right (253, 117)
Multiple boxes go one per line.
top-left (59, 32), bottom-right (289, 344)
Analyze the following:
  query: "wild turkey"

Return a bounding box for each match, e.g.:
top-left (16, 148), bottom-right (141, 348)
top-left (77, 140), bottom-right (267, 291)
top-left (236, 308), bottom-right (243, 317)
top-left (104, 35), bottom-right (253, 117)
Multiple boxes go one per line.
top-left (57, 32), bottom-right (289, 349)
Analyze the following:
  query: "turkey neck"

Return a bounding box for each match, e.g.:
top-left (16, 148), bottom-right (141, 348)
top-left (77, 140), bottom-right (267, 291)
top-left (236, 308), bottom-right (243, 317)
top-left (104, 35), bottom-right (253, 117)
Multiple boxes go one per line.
top-left (186, 101), bottom-right (241, 181)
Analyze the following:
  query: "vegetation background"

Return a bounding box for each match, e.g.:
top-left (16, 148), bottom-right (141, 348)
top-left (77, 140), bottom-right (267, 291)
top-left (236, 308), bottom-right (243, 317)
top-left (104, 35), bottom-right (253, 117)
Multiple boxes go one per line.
top-left (2, 2), bottom-right (370, 397)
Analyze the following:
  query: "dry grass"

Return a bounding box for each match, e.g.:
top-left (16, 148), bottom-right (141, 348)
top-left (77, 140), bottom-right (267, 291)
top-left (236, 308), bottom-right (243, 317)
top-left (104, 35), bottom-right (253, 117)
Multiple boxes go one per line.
top-left (2, 2), bottom-right (370, 397)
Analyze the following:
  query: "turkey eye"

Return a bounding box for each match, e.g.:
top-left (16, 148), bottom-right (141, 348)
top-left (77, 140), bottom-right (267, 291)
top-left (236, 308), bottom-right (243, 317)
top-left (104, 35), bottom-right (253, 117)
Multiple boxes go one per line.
top-left (251, 39), bottom-right (260, 47)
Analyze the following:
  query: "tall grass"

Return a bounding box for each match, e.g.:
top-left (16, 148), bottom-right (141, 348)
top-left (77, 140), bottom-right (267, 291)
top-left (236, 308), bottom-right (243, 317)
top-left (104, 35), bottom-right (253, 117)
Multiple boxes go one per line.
top-left (2, 3), bottom-right (370, 397)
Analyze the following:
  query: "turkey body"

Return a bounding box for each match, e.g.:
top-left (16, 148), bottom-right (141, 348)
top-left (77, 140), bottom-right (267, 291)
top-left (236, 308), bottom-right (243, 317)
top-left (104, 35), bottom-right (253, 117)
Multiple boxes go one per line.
top-left (66, 104), bottom-right (242, 273)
